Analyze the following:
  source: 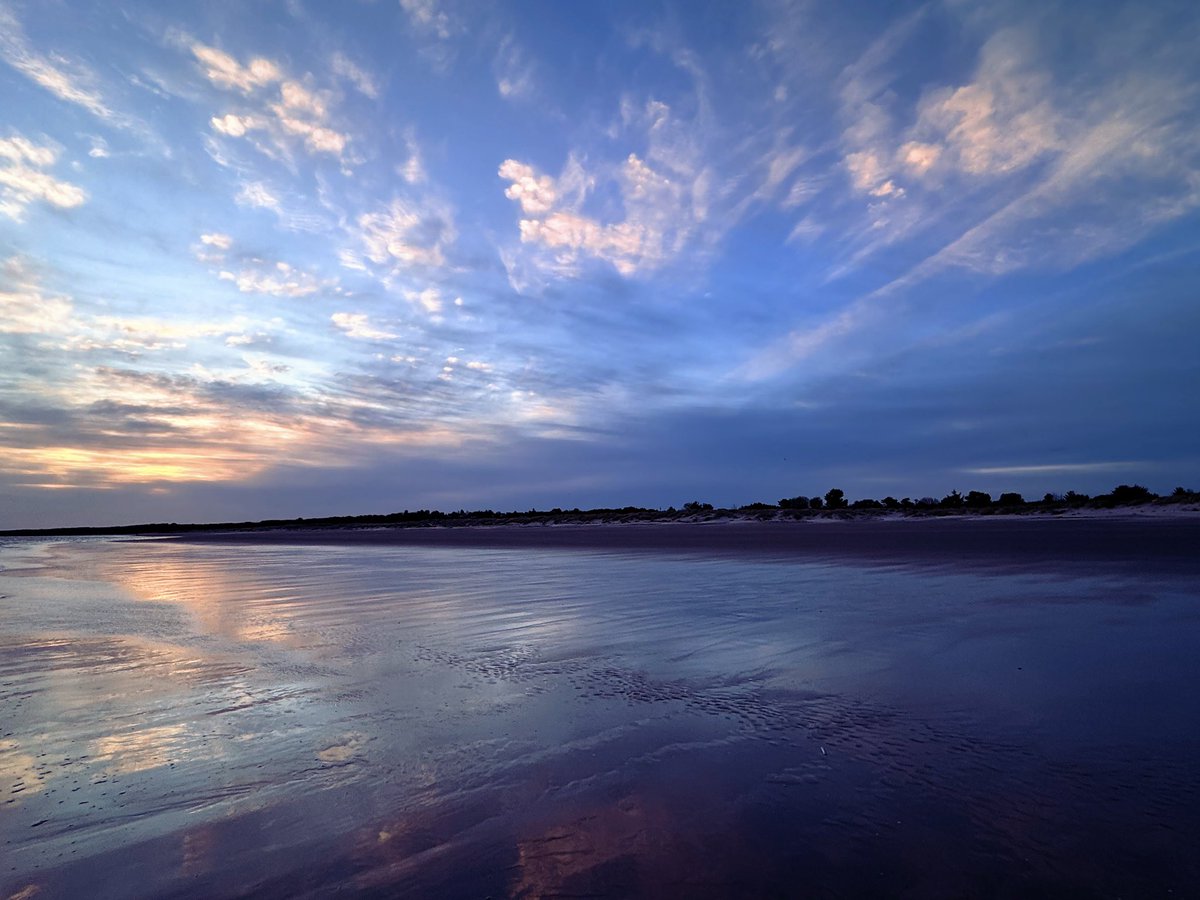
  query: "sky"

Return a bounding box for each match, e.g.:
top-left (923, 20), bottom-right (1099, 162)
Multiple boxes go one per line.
top-left (1, 0), bottom-right (1199, 528)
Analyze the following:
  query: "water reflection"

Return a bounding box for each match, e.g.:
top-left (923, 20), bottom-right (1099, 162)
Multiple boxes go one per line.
top-left (91, 724), bottom-right (195, 775)
top-left (0, 739), bottom-right (46, 805)
top-left (1, 537), bottom-right (1198, 898)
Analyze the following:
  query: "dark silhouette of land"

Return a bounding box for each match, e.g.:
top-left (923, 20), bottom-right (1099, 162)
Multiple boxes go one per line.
top-left (2, 483), bottom-right (1196, 538)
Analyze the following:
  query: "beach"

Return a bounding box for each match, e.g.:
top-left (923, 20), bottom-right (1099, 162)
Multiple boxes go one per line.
top-left (2, 518), bottom-right (1199, 897)
top-left (170, 512), bottom-right (1200, 569)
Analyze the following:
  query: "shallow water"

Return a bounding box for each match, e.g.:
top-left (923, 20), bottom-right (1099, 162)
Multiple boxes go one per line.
top-left (2, 534), bottom-right (1199, 898)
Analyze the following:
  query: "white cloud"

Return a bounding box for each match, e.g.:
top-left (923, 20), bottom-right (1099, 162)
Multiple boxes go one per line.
top-left (0, 135), bottom-right (56, 168)
top-left (844, 150), bottom-right (903, 198)
top-left (786, 215), bottom-right (824, 244)
top-left (236, 181), bottom-right (281, 212)
top-left (218, 260), bottom-right (330, 298)
top-left (500, 147), bottom-right (701, 278)
top-left (191, 42), bottom-right (282, 92)
top-left (965, 462), bottom-right (1142, 477)
top-left (68, 316), bottom-right (233, 353)
top-left (739, 302), bottom-right (874, 381)
top-left (210, 113), bottom-right (259, 137)
top-left (356, 197), bottom-right (456, 269)
top-left (200, 232), bottom-right (233, 251)
top-left (198, 44), bottom-right (350, 161)
top-left (331, 312), bottom-right (396, 341)
top-left (0, 135), bottom-right (86, 221)
top-left (830, 9), bottom-right (930, 214)
top-left (899, 141), bottom-right (940, 175)
top-left (498, 159), bottom-right (557, 215)
top-left (404, 286), bottom-right (443, 315)
top-left (399, 0), bottom-right (454, 39)
top-left (331, 52), bottom-right (379, 99)
top-left (0, 256), bottom-right (74, 334)
top-left (498, 89), bottom-right (730, 283)
top-left (398, 133), bottom-right (427, 183)
top-left (909, 29), bottom-right (1061, 178)
top-left (495, 35), bottom-right (535, 101)
top-left (0, 6), bottom-right (113, 122)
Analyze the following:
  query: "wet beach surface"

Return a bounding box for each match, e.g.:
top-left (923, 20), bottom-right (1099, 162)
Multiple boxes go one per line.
top-left (2, 519), bottom-right (1199, 898)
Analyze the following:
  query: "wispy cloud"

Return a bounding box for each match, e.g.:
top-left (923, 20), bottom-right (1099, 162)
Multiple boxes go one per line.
top-left (355, 196), bottom-right (457, 270)
top-left (0, 134), bottom-right (86, 220)
top-left (193, 41), bottom-right (351, 161)
top-left (0, 4), bottom-right (113, 121)
top-left (331, 312), bottom-right (397, 341)
top-left (398, 0), bottom-right (455, 40)
top-left (235, 180), bottom-right (281, 212)
top-left (218, 260), bottom-right (333, 298)
top-left (191, 43), bottom-right (281, 93)
top-left (964, 462), bottom-right (1143, 477)
top-left (0, 256), bottom-right (74, 334)
top-left (499, 132), bottom-right (705, 279)
top-left (494, 34), bottom-right (535, 101)
top-left (331, 51), bottom-right (379, 99)
top-left (199, 232), bottom-right (233, 251)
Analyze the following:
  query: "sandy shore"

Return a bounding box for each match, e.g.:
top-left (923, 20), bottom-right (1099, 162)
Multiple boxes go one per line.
top-left (5, 529), bottom-right (1200, 897)
top-left (163, 515), bottom-right (1200, 571)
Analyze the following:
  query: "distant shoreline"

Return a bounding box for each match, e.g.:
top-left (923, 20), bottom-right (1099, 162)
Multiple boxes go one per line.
top-left (8, 512), bottom-right (1189, 572)
top-left (2, 499), bottom-right (1198, 540)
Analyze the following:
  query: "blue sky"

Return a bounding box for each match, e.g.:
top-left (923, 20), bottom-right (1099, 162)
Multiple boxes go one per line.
top-left (1, 0), bottom-right (1198, 527)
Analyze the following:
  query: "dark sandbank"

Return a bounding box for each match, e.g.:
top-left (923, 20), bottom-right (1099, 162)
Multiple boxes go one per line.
top-left (168, 514), bottom-right (1200, 572)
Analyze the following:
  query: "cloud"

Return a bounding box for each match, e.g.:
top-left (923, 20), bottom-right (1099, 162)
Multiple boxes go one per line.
top-left (210, 112), bottom-right (259, 137)
top-left (738, 302), bottom-right (875, 382)
top-left (236, 180), bottom-right (281, 211)
top-left (844, 150), bottom-right (903, 198)
top-left (196, 42), bottom-right (350, 160)
top-left (398, 131), bottom-right (425, 184)
top-left (399, 0), bottom-right (455, 40)
top-left (830, 6), bottom-right (929, 212)
top-left (331, 312), bottom-right (397, 341)
top-left (1, 258), bottom-right (281, 364)
top-left (331, 52), bottom-right (379, 99)
top-left (0, 5), bottom-right (113, 122)
top-left (63, 315), bottom-right (238, 354)
top-left (907, 29), bottom-right (1061, 179)
top-left (0, 135), bottom-right (86, 220)
top-left (0, 256), bottom-right (74, 334)
top-left (884, 40), bottom-right (1200, 283)
top-left (218, 260), bottom-right (331, 298)
top-left (356, 196), bottom-right (456, 269)
top-left (964, 462), bottom-right (1143, 477)
top-left (404, 286), bottom-right (443, 316)
top-left (499, 146), bottom-right (700, 278)
top-left (200, 232), bottom-right (233, 251)
top-left (191, 42), bottom-right (282, 93)
top-left (499, 159), bottom-right (557, 215)
top-left (494, 35), bottom-right (535, 100)
top-left (899, 141), bottom-right (940, 174)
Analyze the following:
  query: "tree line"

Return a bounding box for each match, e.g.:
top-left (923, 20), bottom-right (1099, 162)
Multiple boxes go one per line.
top-left (766, 484), bottom-right (1194, 512)
top-left (2, 485), bottom-right (1196, 537)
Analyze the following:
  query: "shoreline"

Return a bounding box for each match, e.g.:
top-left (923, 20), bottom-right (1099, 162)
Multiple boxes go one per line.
top-left (3, 500), bottom-right (1198, 539)
top-left (148, 514), bottom-right (1200, 571)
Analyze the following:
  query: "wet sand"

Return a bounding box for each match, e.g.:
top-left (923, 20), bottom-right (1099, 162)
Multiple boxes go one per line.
top-left (2, 521), bottom-right (1199, 897)
top-left (173, 514), bottom-right (1200, 569)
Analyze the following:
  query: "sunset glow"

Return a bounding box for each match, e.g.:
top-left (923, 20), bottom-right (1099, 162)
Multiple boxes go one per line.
top-left (2, 0), bottom-right (1197, 527)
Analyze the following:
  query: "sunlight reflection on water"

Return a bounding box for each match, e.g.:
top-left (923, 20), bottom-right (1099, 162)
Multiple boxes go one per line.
top-left (1, 536), bottom-right (1198, 898)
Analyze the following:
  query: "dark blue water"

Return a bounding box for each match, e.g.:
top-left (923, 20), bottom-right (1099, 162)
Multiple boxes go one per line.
top-left (2, 534), bottom-right (1198, 897)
